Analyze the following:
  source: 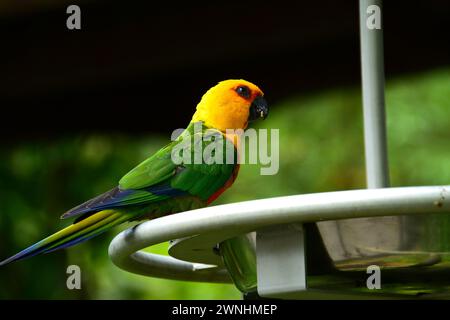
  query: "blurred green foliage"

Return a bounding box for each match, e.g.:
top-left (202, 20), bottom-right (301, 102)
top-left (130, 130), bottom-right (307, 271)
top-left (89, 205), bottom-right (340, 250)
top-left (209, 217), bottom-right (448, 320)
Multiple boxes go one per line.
top-left (0, 68), bottom-right (449, 299)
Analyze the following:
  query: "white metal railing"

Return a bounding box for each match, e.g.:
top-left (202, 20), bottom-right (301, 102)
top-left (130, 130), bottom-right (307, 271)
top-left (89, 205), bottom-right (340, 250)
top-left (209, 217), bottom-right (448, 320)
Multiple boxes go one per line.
top-left (109, 186), bottom-right (450, 280)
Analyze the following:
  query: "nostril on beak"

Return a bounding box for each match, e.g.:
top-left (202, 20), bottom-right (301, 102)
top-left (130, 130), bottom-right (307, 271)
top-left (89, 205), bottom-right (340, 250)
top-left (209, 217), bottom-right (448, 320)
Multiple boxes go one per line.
top-left (249, 96), bottom-right (269, 122)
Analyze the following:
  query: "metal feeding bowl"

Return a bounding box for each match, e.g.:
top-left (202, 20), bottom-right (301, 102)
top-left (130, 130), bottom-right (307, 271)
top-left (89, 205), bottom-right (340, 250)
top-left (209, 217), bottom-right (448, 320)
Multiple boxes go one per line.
top-left (317, 211), bottom-right (450, 271)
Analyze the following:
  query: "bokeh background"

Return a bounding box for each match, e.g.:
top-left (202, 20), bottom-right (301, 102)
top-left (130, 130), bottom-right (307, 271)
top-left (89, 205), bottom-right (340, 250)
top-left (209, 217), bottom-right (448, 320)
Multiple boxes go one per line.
top-left (0, 1), bottom-right (449, 299)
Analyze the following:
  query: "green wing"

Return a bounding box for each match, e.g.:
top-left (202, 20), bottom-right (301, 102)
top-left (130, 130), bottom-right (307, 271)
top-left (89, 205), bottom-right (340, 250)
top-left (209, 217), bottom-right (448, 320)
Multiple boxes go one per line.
top-left (119, 122), bottom-right (238, 201)
top-left (118, 142), bottom-right (177, 190)
top-left (63, 122), bottom-right (237, 219)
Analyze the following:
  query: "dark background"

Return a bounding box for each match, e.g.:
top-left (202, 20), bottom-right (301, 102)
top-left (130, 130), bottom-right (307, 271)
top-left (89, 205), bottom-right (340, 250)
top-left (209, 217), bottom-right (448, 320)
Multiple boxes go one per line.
top-left (1, 1), bottom-right (449, 140)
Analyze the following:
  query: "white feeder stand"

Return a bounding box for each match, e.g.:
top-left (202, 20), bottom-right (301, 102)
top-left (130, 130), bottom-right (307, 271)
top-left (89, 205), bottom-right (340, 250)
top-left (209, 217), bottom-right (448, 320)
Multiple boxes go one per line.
top-left (109, 0), bottom-right (450, 299)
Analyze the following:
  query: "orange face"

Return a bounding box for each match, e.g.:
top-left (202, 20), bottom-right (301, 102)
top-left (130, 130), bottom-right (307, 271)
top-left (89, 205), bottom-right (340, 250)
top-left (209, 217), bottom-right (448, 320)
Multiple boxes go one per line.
top-left (192, 79), bottom-right (268, 131)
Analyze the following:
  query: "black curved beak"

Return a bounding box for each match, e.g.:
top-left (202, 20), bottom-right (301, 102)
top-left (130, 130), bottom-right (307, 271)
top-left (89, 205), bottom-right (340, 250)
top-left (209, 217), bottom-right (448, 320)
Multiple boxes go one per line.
top-left (249, 96), bottom-right (269, 122)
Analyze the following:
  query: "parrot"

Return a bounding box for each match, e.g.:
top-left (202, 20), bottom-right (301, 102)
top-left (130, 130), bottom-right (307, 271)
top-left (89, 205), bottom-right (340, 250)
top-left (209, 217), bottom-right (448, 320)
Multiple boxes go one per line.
top-left (0, 79), bottom-right (268, 266)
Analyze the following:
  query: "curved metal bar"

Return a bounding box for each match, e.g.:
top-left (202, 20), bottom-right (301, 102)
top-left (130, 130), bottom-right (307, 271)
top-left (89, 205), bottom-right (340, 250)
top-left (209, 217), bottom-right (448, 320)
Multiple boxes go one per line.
top-left (109, 185), bottom-right (450, 282)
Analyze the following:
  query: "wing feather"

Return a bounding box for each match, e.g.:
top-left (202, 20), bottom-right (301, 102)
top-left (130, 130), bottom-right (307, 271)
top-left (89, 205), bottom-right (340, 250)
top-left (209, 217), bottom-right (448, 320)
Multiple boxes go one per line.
top-left (62, 122), bottom-right (238, 219)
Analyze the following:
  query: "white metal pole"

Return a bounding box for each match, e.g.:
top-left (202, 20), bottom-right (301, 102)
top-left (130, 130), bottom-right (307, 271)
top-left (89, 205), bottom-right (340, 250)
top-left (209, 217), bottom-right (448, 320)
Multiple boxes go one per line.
top-left (360, 0), bottom-right (390, 188)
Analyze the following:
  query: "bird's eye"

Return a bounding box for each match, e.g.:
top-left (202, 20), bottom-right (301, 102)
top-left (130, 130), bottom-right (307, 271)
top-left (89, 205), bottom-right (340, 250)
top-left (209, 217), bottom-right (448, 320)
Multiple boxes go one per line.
top-left (236, 86), bottom-right (251, 99)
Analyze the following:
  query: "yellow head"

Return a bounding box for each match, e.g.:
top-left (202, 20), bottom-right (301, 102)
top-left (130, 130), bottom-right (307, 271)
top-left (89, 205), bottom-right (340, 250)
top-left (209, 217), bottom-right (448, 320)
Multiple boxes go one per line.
top-left (192, 79), bottom-right (268, 131)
